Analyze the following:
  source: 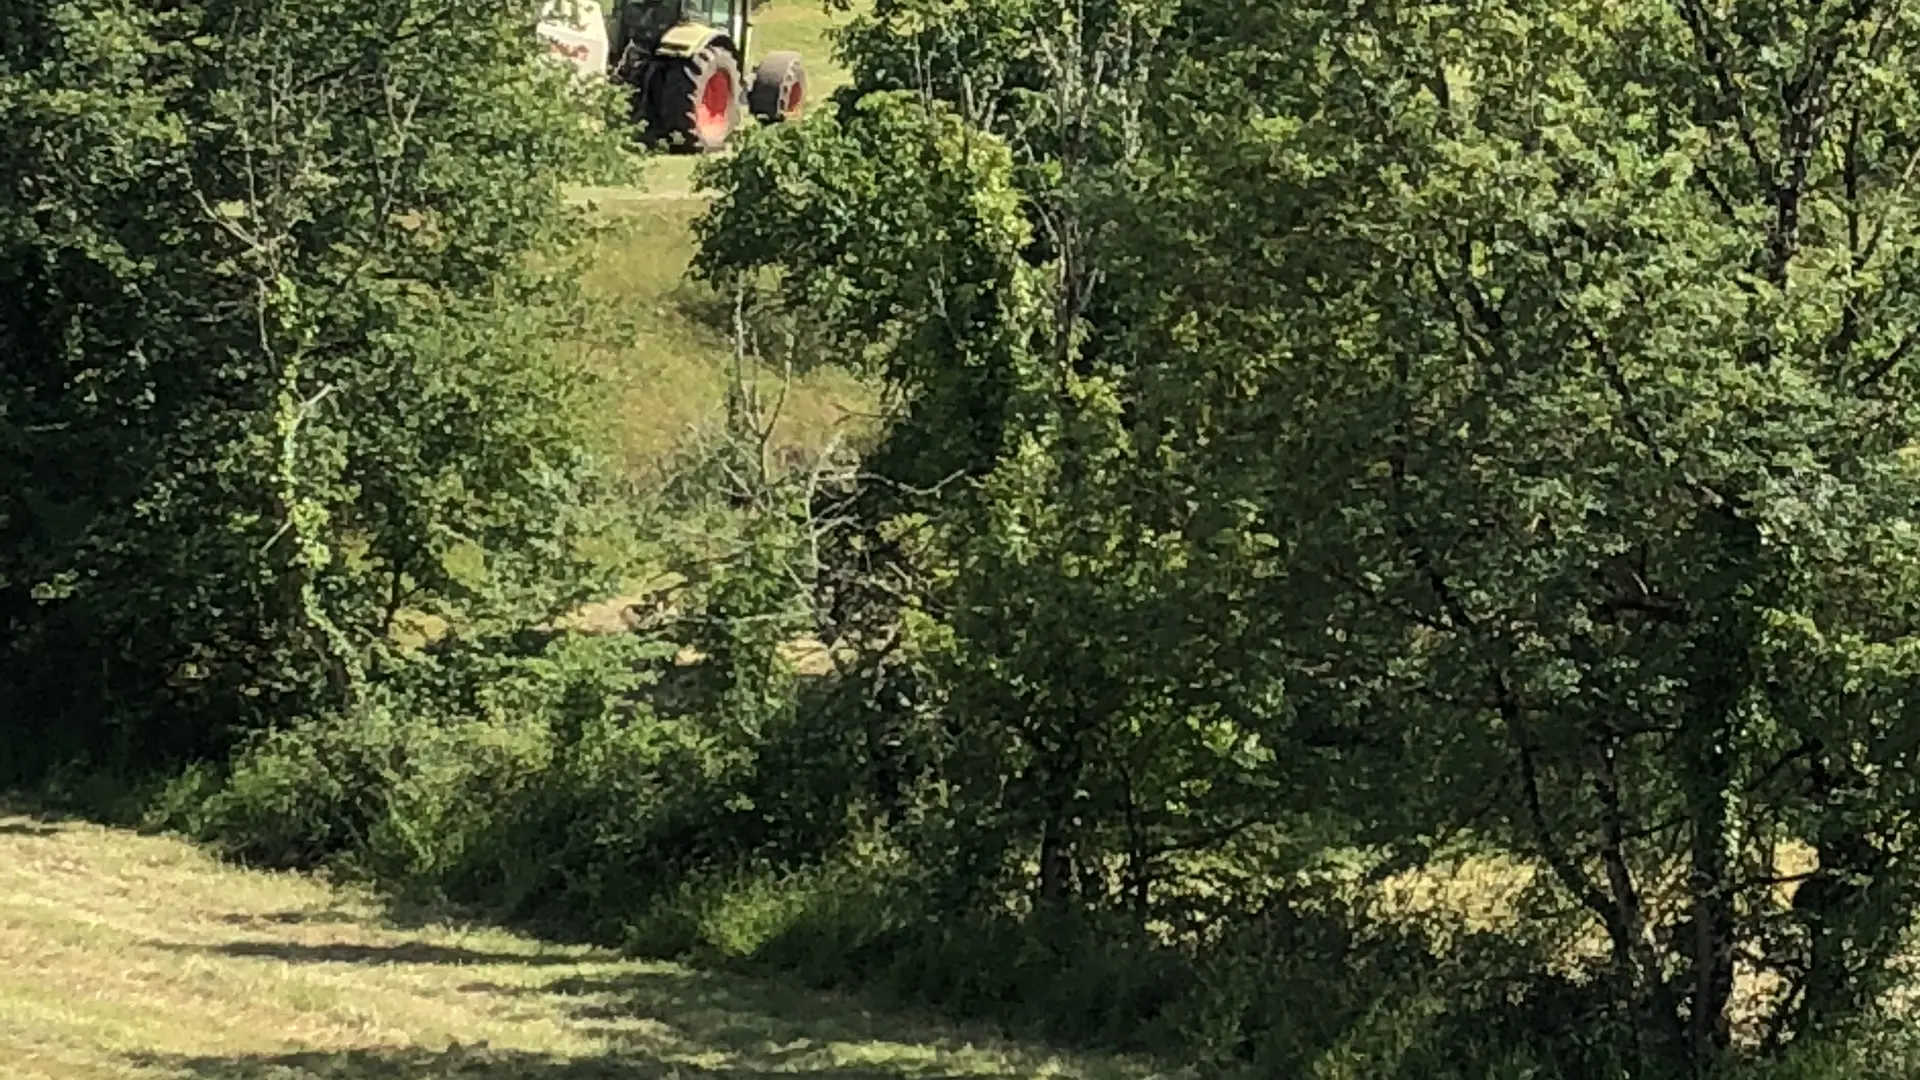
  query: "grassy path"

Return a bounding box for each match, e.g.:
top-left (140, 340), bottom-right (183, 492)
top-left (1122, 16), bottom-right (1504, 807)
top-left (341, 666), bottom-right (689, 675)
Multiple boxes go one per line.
top-left (0, 811), bottom-right (1167, 1080)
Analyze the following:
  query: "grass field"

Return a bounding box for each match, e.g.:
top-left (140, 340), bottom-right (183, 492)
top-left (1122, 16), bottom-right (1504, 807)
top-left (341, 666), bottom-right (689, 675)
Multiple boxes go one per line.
top-left (566, 200), bottom-right (870, 482)
top-left (0, 809), bottom-right (1172, 1080)
top-left (568, 0), bottom-right (872, 484)
top-left (402, 5), bottom-right (870, 642)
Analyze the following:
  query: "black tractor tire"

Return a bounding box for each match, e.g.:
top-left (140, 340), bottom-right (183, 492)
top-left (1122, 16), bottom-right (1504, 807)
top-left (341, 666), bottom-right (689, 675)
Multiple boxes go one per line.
top-left (748, 50), bottom-right (807, 124)
top-left (654, 46), bottom-right (742, 153)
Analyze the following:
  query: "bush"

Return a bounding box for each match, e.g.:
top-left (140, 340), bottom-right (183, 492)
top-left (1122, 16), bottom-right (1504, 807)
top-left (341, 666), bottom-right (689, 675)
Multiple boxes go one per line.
top-left (152, 632), bottom-right (674, 903)
top-left (1717, 1022), bottom-right (1920, 1080)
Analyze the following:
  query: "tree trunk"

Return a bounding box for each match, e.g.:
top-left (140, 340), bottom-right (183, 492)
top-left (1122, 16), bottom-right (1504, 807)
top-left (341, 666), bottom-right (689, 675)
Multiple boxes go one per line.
top-left (1038, 801), bottom-right (1073, 906)
top-left (1121, 766), bottom-right (1150, 918)
top-left (1035, 744), bottom-right (1083, 908)
top-left (1680, 509), bottom-right (1762, 1065)
top-left (862, 650), bottom-right (905, 819)
top-left (1683, 699), bottom-right (1738, 1062)
top-left (1791, 753), bottom-right (1901, 1039)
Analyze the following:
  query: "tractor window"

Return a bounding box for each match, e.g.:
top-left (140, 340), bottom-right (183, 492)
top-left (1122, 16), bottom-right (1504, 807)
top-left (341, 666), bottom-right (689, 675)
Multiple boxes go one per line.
top-left (619, 0), bottom-right (679, 47)
top-left (681, 0), bottom-right (731, 29)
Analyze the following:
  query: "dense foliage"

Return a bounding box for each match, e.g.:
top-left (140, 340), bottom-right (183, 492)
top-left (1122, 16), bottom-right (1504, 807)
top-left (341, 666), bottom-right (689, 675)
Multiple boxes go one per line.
top-left (698, 0), bottom-right (1920, 1072)
top-left (0, 0), bottom-right (630, 777)
top-left (9, 0), bottom-right (1920, 1078)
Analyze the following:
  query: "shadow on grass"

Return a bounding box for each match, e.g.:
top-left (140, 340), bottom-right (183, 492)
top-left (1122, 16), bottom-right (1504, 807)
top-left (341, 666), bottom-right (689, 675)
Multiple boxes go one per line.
top-left (0, 798), bottom-right (77, 833)
top-left (210, 888), bottom-right (581, 943)
top-left (216, 909), bottom-right (362, 928)
top-left (161, 940), bottom-right (591, 967)
top-left (451, 964), bottom-right (1151, 1079)
top-left (0, 819), bottom-right (62, 837)
top-left (132, 1046), bottom-right (1019, 1080)
top-left (541, 965), bottom-right (911, 1050)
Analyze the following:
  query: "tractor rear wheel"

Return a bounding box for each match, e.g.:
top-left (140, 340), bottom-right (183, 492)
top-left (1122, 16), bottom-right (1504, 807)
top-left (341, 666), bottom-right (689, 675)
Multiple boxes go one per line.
top-left (748, 51), bottom-right (807, 124)
top-left (657, 46), bottom-right (741, 152)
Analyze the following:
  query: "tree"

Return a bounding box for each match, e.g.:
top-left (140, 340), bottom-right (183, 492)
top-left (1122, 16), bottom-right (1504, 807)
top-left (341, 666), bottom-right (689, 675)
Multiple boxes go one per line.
top-left (698, 0), bottom-right (1306, 926)
top-left (1150, 0), bottom-right (1920, 1064)
top-left (0, 0), bottom-right (632, 779)
top-left (705, 0), bottom-right (1920, 1068)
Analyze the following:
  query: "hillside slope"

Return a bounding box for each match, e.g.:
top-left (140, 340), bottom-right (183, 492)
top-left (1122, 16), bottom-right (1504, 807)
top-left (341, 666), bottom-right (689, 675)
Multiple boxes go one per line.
top-left (0, 811), bottom-right (1168, 1080)
top-left (564, 0), bottom-right (874, 484)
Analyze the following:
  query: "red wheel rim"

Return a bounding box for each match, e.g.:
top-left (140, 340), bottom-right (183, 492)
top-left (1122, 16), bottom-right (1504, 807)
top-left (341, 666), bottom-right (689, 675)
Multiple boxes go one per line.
top-left (782, 79), bottom-right (804, 118)
top-left (695, 69), bottom-right (733, 143)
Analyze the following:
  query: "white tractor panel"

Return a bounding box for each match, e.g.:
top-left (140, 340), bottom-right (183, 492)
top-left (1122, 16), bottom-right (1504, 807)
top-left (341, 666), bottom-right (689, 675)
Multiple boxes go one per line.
top-left (536, 0), bottom-right (611, 79)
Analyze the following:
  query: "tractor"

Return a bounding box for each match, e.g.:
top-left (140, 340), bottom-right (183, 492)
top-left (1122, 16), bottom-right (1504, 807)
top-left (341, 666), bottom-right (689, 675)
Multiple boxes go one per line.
top-left (537, 0), bottom-right (808, 152)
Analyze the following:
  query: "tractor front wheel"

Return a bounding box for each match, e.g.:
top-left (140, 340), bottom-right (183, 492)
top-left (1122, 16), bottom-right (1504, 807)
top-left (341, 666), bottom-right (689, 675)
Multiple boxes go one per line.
top-left (657, 46), bottom-right (741, 152)
top-left (748, 51), bottom-right (807, 124)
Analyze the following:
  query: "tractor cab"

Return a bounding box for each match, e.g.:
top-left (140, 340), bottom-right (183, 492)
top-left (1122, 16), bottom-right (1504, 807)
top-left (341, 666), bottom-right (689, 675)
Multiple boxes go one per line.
top-left (607, 0), bottom-right (806, 152)
top-left (677, 0), bottom-right (747, 45)
top-left (618, 0), bottom-right (743, 54)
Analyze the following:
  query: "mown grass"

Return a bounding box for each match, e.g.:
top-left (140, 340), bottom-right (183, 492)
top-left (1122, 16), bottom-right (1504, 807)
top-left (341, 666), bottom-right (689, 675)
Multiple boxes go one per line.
top-left (535, 2), bottom-right (871, 633)
top-left (564, 200), bottom-right (870, 484)
top-left (556, 1), bottom-right (869, 486)
top-left (0, 808), bottom-right (1175, 1080)
top-left (550, 192), bottom-right (868, 635)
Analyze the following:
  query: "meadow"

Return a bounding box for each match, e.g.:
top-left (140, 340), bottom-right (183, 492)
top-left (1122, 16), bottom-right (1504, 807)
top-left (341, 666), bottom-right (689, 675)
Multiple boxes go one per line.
top-left (0, 807), bottom-right (1171, 1080)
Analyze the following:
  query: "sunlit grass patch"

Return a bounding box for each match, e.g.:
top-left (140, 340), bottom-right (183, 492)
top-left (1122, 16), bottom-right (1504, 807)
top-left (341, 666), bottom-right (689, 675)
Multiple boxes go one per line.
top-left (0, 810), bottom-right (1176, 1080)
top-left (565, 199), bottom-right (872, 486)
